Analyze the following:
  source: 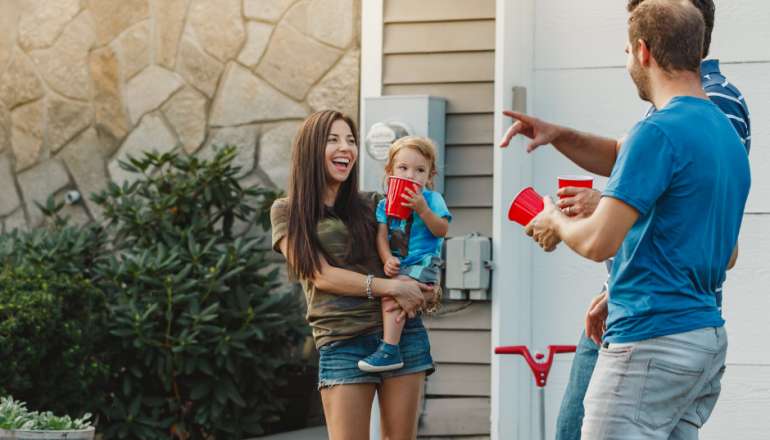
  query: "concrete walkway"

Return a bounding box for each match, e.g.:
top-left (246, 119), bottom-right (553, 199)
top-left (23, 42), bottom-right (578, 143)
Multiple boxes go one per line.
top-left (251, 426), bottom-right (327, 440)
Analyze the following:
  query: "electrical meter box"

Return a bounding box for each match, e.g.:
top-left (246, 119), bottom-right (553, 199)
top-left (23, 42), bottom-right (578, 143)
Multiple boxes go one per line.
top-left (361, 96), bottom-right (446, 194)
top-left (445, 233), bottom-right (493, 300)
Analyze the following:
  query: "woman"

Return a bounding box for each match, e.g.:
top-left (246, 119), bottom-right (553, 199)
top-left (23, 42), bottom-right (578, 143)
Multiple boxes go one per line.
top-left (271, 110), bottom-right (436, 439)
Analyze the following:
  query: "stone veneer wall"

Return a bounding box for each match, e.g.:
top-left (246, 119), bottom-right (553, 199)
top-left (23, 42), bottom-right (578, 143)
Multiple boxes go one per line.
top-left (0, 0), bottom-right (361, 232)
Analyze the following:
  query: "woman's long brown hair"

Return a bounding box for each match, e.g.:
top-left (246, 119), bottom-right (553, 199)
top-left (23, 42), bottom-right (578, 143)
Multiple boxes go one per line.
top-left (285, 110), bottom-right (375, 280)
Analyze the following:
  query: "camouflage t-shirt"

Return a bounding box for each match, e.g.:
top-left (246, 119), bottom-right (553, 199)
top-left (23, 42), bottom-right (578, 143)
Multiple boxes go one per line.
top-left (270, 193), bottom-right (386, 348)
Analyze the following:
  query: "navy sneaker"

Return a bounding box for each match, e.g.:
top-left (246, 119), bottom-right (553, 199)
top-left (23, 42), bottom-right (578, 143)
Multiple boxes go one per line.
top-left (358, 341), bottom-right (404, 372)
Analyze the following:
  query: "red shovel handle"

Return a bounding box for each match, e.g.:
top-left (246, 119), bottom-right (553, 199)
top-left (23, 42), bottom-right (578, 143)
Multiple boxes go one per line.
top-left (494, 344), bottom-right (577, 387)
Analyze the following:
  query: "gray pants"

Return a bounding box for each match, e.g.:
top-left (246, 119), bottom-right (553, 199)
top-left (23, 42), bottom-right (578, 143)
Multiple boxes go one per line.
top-left (582, 327), bottom-right (727, 440)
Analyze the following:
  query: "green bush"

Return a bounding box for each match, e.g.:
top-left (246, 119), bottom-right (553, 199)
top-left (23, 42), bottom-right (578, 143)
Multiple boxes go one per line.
top-left (92, 147), bottom-right (305, 439)
top-left (0, 231), bottom-right (109, 418)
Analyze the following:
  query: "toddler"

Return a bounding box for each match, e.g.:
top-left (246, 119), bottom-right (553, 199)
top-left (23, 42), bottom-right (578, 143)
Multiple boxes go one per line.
top-left (358, 136), bottom-right (451, 372)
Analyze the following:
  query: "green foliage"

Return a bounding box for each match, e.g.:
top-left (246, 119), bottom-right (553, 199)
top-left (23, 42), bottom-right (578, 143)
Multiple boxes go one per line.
top-left (0, 396), bottom-right (93, 431)
top-left (92, 147), bottom-right (305, 439)
top-left (0, 217), bottom-right (106, 276)
top-left (0, 260), bottom-right (108, 418)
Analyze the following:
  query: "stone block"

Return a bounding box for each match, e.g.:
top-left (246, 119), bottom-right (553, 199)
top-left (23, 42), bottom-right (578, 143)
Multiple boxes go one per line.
top-left (189, 0), bottom-right (244, 62)
top-left (0, 103), bottom-right (9, 153)
top-left (156, 0), bottom-right (190, 69)
top-left (57, 200), bottom-right (92, 227)
top-left (256, 22), bottom-right (342, 100)
top-left (90, 46), bottom-right (129, 143)
top-left (61, 128), bottom-right (109, 221)
top-left (307, 48), bottom-right (359, 119)
top-left (210, 63), bottom-right (306, 126)
top-left (124, 65), bottom-right (183, 124)
top-left (177, 38), bottom-right (223, 98)
top-left (0, 50), bottom-right (44, 109)
top-left (29, 12), bottom-right (95, 101)
top-left (198, 125), bottom-right (259, 177)
top-left (47, 95), bottom-right (93, 153)
top-left (11, 100), bottom-right (44, 171)
top-left (109, 113), bottom-right (179, 185)
top-left (244, 0), bottom-right (295, 22)
top-left (283, 0), bottom-right (309, 32)
top-left (238, 22), bottom-right (273, 67)
top-left (88, 0), bottom-right (150, 45)
top-left (162, 86), bottom-right (207, 154)
top-left (18, 0), bottom-right (80, 51)
top-left (0, 0), bottom-right (19, 71)
top-left (307, 0), bottom-right (354, 49)
top-left (18, 159), bottom-right (71, 227)
top-left (0, 154), bottom-right (21, 216)
top-left (117, 21), bottom-right (151, 81)
top-left (3, 208), bottom-right (28, 233)
top-left (258, 121), bottom-right (302, 190)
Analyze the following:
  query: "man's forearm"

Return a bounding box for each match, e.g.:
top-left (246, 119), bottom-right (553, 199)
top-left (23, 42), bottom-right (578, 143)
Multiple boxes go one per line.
top-left (553, 197), bottom-right (638, 262)
top-left (555, 216), bottom-right (609, 262)
top-left (552, 127), bottom-right (619, 177)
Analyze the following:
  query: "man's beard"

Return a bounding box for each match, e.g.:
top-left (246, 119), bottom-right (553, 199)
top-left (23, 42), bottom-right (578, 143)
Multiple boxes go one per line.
top-left (629, 57), bottom-right (651, 102)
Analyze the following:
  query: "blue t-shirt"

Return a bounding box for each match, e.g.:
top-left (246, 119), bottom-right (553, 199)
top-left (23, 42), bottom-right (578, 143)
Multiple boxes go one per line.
top-left (603, 96), bottom-right (751, 344)
top-left (612, 59), bottom-right (751, 309)
top-left (376, 189), bottom-right (452, 267)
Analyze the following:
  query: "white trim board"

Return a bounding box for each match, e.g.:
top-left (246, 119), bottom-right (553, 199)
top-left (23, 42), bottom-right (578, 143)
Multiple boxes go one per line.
top-left (359, 2), bottom-right (384, 438)
top-left (360, 0), bottom-right (384, 158)
top-left (491, 0), bottom-right (537, 439)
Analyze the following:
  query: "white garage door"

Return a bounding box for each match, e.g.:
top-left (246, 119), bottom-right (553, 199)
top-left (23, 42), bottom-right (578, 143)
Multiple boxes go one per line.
top-left (525, 1), bottom-right (770, 439)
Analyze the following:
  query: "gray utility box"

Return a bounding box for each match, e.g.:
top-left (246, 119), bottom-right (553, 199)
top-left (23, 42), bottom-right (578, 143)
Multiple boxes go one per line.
top-left (360, 95), bottom-right (447, 194)
top-left (445, 233), bottom-right (493, 301)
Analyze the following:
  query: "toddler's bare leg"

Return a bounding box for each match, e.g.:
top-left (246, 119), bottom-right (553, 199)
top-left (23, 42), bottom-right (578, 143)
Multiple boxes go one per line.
top-left (381, 275), bottom-right (411, 345)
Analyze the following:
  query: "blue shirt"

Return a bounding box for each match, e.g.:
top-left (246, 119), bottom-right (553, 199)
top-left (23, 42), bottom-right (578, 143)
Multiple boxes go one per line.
top-left (643, 60), bottom-right (751, 152)
top-left (376, 189), bottom-right (452, 267)
top-left (702, 59), bottom-right (751, 152)
top-left (603, 96), bottom-right (751, 343)
top-left (609, 59), bottom-right (751, 309)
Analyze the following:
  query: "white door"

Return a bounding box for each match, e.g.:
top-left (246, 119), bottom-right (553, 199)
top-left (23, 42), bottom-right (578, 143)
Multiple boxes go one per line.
top-left (494, 1), bottom-right (770, 439)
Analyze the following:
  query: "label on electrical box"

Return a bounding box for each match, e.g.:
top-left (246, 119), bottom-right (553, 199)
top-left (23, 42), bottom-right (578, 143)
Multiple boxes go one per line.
top-left (366, 122), bottom-right (396, 161)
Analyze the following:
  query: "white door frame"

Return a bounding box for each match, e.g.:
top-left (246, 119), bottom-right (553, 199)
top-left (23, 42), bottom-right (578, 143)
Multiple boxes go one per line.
top-left (359, 0), bottom-right (384, 153)
top-left (491, 0), bottom-right (537, 439)
top-left (360, 2), bottom-right (384, 438)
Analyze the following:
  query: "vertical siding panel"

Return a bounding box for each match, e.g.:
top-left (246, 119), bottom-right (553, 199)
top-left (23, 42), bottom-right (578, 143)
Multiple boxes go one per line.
top-left (379, 4), bottom-right (495, 438)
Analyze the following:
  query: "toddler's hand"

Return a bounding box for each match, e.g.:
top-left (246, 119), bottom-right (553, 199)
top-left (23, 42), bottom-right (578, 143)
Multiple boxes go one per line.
top-left (401, 187), bottom-right (429, 216)
top-left (384, 256), bottom-right (401, 277)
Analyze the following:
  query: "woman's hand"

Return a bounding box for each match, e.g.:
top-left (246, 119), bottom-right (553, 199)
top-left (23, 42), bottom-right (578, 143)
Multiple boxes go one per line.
top-left (383, 278), bottom-right (431, 322)
top-left (401, 187), bottom-right (429, 216)
top-left (556, 187), bottom-right (601, 218)
top-left (384, 256), bottom-right (401, 277)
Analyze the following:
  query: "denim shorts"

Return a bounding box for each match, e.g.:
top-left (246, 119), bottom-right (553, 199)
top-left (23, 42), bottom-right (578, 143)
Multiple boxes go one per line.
top-left (317, 317), bottom-right (435, 389)
top-left (400, 255), bottom-right (442, 284)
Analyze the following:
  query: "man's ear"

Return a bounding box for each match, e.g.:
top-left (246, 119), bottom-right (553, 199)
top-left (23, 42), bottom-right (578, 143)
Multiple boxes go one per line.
top-left (637, 39), bottom-right (652, 67)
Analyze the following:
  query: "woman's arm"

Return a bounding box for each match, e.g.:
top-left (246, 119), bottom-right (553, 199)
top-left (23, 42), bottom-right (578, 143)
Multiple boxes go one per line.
top-left (276, 237), bottom-right (429, 315)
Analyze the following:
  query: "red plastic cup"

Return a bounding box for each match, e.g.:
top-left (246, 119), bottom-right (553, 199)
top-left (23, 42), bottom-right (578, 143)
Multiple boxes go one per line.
top-left (557, 175), bottom-right (594, 198)
top-left (386, 176), bottom-right (421, 220)
top-left (508, 187), bottom-right (545, 226)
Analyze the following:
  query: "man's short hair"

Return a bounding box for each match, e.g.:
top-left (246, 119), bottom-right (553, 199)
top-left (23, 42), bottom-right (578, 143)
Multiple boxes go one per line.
top-left (628, 0), bottom-right (705, 73)
top-left (628, 0), bottom-right (714, 58)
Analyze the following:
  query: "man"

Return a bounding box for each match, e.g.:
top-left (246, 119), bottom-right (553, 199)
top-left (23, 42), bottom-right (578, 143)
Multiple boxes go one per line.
top-left (501, 0), bottom-right (752, 438)
top-left (503, 0), bottom-right (750, 438)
